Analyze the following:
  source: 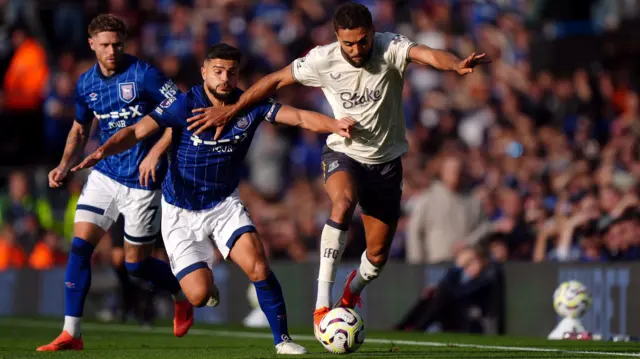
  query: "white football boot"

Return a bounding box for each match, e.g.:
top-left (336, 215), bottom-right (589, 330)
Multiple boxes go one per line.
top-left (275, 337), bottom-right (308, 355)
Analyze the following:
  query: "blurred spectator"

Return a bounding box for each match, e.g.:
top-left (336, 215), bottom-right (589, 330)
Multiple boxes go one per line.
top-left (43, 72), bottom-right (75, 162)
top-left (3, 25), bottom-right (48, 111)
top-left (0, 223), bottom-right (26, 270)
top-left (394, 245), bottom-right (504, 334)
top-left (407, 154), bottom-right (488, 264)
top-left (0, 171), bottom-right (54, 235)
top-left (28, 231), bottom-right (67, 269)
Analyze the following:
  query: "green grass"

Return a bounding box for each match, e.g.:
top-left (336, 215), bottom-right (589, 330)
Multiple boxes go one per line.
top-left (1, 318), bottom-right (639, 358)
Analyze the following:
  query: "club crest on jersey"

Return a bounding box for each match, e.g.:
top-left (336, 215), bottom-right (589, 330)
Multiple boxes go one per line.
top-left (234, 116), bottom-right (251, 130)
top-left (160, 97), bottom-right (175, 108)
top-left (118, 82), bottom-right (137, 103)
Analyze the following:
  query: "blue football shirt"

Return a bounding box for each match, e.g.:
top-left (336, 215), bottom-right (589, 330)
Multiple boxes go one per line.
top-left (148, 85), bottom-right (281, 210)
top-left (75, 54), bottom-right (180, 189)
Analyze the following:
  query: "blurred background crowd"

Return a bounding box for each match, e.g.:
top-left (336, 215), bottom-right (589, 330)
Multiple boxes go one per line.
top-left (2, 0), bottom-right (640, 277)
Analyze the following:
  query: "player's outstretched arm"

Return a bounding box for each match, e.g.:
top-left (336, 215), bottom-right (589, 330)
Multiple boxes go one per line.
top-left (72, 116), bottom-right (161, 172)
top-left (273, 105), bottom-right (356, 138)
top-left (408, 45), bottom-right (491, 75)
top-left (48, 120), bottom-right (93, 188)
top-left (187, 65), bottom-right (297, 137)
top-left (139, 128), bottom-right (172, 187)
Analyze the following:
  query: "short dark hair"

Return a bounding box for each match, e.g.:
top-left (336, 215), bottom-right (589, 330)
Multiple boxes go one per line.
top-left (88, 14), bottom-right (127, 37)
top-left (204, 43), bottom-right (242, 63)
top-left (333, 2), bottom-right (373, 32)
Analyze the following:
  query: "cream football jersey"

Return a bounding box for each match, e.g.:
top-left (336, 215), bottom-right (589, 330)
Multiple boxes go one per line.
top-left (292, 32), bottom-right (416, 164)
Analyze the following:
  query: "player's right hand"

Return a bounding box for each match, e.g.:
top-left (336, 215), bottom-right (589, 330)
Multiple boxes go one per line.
top-left (48, 166), bottom-right (69, 188)
top-left (336, 117), bottom-right (357, 138)
top-left (186, 106), bottom-right (236, 138)
top-left (71, 149), bottom-right (105, 173)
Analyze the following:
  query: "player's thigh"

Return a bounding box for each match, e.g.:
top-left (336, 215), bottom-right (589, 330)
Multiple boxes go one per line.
top-left (74, 171), bottom-right (120, 245)
top-left (119, 188), bottom-right (162, 245)
top-left (321, 147), bottom-right (359, 217)
top-left (161, 200), bottom-right (216, 287)
top-left (209, 191), bottom-right (266, 279)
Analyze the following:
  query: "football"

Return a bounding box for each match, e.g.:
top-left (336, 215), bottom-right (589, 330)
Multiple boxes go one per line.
top-left (317, 308), bottom-right (366, 354)
top-left (553, 280), bottom-right (592, 318)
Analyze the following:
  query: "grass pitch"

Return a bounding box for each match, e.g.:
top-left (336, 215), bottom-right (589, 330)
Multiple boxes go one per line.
top-left (1, 318), bottom-right (639, 358)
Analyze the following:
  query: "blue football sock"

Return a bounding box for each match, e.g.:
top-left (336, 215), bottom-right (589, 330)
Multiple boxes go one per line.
top-left (254, 271), bottom-right (290, 345)
top-left (64, 237), bottom-right (95, 317)
top-left (125, 257), bottom-right (181, 295)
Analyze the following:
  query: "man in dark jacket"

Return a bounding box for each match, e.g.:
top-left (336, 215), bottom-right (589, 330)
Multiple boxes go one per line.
top-left (395, 245), bottom-right (504, 334)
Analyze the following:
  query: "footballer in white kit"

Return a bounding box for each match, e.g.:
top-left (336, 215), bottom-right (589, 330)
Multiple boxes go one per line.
top-left (185, 1), bottom-right (490, 337)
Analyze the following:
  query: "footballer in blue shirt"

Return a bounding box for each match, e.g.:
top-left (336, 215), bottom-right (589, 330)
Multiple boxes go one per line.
top-left (73, 43), bottom-right (355, 355)
top-left (38, 15), bottom-right (193, 352)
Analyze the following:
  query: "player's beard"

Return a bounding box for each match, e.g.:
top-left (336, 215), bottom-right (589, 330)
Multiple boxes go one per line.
top-left (208, 84), bottom-right (233, 102)
top-left (340, 47), bottom-right (371, 68)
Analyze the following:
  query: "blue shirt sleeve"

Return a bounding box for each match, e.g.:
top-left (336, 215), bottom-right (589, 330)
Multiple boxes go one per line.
top-left (142, 65), bottom-right (180, 104)
top-left (74, 80), bottom-right (93, 124)
top-left (254, 98), bottom-right (282, 123)
top-left (148, 94), bottom-right (188, 128)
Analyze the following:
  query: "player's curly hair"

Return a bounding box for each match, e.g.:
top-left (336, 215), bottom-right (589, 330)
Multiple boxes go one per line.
top-left (333, 2), bottom-right (373, 32)
top-left (88, 14), bottom-right (127, 37)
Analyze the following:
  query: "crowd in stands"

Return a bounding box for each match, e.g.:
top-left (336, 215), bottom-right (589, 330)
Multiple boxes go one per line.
top-left (1, 0), bottom-right (640, 270)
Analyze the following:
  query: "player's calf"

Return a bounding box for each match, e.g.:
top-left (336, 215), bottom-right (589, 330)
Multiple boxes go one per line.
top-left (230, 233), bottom-right (306, 353)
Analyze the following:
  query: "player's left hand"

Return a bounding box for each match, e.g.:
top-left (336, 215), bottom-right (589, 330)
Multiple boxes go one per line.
top-left (456, 52), bottom-right (491, 75)
top-left (139, 154), bottom-right (160, 187)
top-left (71, 149), bottom-right (104, 172)
top-left (186, 106), bottom-right (236, 139)
top-left (336, 117), bottom-right (357, 138)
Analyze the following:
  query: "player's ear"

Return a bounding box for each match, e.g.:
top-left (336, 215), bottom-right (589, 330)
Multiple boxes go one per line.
top-left (88, 37), bottom-right (94, 51)
top-left (200, 65), bottom-right (206, 81)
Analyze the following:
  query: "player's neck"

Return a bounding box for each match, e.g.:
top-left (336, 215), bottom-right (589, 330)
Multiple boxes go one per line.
top-left (97, 61), bottom-right (121, 78)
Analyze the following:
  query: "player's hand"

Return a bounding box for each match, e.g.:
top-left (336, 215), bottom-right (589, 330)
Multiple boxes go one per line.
top-left (48, 165), bottom-right (69, 188)
top-left (335, 117), bottom-right (356, 138)
top-left (138, 154), bottom-right (160, 187)
top-left (186, 106), bottom-right (236, 139)
top-left (456, 52), bottom-right (491, 75)
top-left (71, 149), bottom-right (104, 173)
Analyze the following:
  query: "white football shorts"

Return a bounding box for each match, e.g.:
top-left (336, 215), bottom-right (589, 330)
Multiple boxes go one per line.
top-left (161, 190), bottom-right (256, 281)
top-left (74, 170), bottom-right (161, 244)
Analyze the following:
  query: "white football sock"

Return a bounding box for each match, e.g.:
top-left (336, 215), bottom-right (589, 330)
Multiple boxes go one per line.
top-left (316, 221), bottom-right (347, 309)
top-left (63, 316), bottom-right (81, 338)
top-left (349, 251), bottom-right (383, 295)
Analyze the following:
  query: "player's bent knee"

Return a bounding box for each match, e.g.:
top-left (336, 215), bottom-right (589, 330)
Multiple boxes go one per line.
top-left (331, 197), bottom-right (356, 221)
top-left (185, 286), bottom-right (211, 308)
top-left (178, 267), bottom-right (214, 307)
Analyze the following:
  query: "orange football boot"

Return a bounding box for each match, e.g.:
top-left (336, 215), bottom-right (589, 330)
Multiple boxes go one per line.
top-left (334, 270), bottom-right (362, 309)
top-left (36, 331), bottom-right (84, 351)
top-left (173, 299), bottom-right (194, 337)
